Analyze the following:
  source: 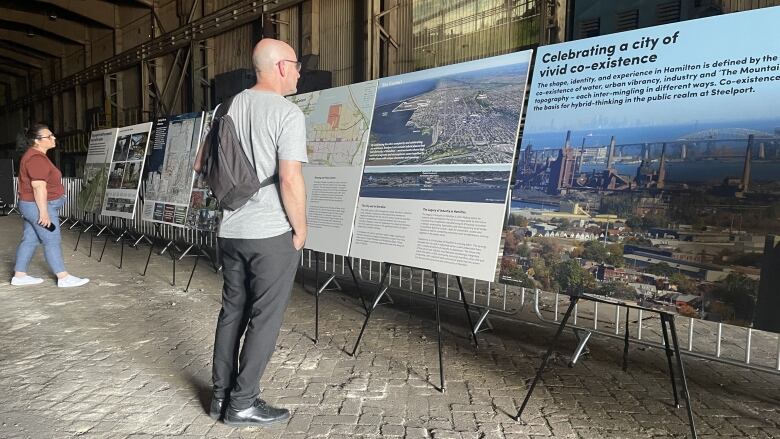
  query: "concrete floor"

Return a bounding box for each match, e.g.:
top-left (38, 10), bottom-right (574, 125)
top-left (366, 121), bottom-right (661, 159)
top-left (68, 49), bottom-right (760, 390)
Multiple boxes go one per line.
top-left (0, 214), bottom-right (778, 438)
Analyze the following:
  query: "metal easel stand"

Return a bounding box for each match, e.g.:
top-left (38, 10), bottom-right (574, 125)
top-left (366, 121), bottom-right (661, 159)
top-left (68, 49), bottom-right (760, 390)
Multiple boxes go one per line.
top-left (0, 197), bottom-right (19, 216)
top-left (98, 218), bottom-right (140, 269)
top-left (310, 253), bottom-right (369, 344)
top-left (141, 223), bottom-right (177, 286)
top-left (514, 296), bottom-right (697, 438)
top-left (184, 230), bottom-right (219, 293)
top-left (95, 217), bottom-right (117, 262)
top-left (73, 213), bottom-right (97, 252)
top-left (349, 264), bottom-right (481, 393)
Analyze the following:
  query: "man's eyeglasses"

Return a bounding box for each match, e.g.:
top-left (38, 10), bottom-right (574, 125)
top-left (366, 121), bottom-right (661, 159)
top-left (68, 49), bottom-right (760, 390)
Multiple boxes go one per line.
top-left (277, 59), bottom-right (302, 72)
top-left (36, 134), bottom-right (55, 140)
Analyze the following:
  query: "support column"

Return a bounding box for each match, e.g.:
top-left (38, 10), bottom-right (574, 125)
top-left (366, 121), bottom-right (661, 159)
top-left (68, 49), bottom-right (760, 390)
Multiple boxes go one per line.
top-left (302, 0), bottom-right (320, 57)
top-left (74, 85), bottom-right (85, 131)
top-left (368, 0), bottom-right (381, 80)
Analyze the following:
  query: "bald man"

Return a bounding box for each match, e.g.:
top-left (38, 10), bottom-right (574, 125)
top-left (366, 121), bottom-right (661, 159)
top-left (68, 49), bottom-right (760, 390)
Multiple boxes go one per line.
top-left (209, 38), bottom-right (308, 427)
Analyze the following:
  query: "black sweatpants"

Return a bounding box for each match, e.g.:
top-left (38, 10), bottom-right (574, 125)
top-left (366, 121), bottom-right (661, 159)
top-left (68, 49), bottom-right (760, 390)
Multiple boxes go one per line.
top-left (211, 231), bottom-right (300, 410)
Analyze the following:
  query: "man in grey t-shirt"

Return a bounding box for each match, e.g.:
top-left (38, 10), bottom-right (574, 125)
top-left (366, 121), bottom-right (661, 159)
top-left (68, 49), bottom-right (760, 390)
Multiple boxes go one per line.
top-left (205, 39), bottom-right (308, 427)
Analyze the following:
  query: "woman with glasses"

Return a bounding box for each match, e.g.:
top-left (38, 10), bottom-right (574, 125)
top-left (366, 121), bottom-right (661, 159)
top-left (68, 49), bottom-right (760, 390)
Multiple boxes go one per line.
top-left (11, 123), bottom-right (89, 288)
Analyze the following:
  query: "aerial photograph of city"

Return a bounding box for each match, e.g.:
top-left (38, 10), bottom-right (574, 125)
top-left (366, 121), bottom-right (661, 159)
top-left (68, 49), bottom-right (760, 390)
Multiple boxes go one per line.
top-left (360, 51), bottom-right (531, 203)
top-left (500, 122), bottom-right (780, 330)
top-left (366, 58), bottom-right (528, 167)
top-left (360, 169), bottom-right (510, 203)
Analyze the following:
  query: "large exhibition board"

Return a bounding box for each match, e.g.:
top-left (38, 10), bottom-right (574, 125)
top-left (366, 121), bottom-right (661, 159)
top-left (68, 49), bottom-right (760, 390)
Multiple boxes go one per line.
top-left (142, 112), bottom-right (204, 227)
top-left (0, 159), bottom-right (14, 206)
top-left (289, 81), bottom-right (378, 255)
top-left (79, 128), bottom-right (118, 214)
top-left (186, 110), bottom-right (219, 231)
top-left (349, 51), bottom-right (533, 281)
top-left (499, 7), bottom-right (780, 332)
top-left (101, 122), bottom-right (153, 219)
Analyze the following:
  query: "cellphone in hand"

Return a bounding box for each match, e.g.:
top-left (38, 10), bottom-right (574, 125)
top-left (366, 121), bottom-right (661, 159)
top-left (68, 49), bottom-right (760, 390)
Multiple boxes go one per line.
top-left (44, 222), bottom-right (56, 232)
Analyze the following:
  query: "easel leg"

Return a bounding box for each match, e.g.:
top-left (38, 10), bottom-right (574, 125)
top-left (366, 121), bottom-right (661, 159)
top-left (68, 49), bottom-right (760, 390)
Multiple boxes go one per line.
top-left (142, 224), bottom-right (161, 276)
top-left (669, 315), bottom-right (698, 439)
top-left (185, 251), bottom-right (200, 292)
top-left (350, 262), bottom-right (391, 357)
top-left (456, 276), bottom-right (478, 347)
top-left (170, 242), bottom-right (176, 286)
top-left (622, 307), bottom-right (630, 372)
top-left (119, 231), bottom-right (125, 269)
top-left (88, 226), bottom-right (94, 257)
top-left (660, 313), bottom-right (680, 408)
top-left (346, 258), bottom-right (368, 312)
top-left (514, 295), bottom-right (580, 421)
top-left (74, 226), bottom-right (84, 251)
top-left (315, 251), bottom-right (320, 344)
top-left (568, 329), bottom-right (592, 367)
top-left (432, 272), bottom-right (445, 393)
top-left (98, 224), bottom-right (111, 262)
top-left (142, 237), bottom-right (155, 276)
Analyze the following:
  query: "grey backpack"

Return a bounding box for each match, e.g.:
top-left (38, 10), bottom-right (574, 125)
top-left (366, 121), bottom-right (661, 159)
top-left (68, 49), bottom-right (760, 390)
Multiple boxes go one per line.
top-left (202, 96), bottom-right (276, 211)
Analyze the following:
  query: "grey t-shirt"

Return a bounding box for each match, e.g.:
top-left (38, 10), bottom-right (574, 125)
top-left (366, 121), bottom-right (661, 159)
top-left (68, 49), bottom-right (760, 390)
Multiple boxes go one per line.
top-left (217, 89), bottom-right (308, 239)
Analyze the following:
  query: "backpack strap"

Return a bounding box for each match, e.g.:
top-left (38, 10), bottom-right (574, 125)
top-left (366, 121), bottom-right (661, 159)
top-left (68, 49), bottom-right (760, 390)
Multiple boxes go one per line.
top-left (215, 95), bottom-right (234, 119)
top-left (223, 93), bottom-right (278, 190)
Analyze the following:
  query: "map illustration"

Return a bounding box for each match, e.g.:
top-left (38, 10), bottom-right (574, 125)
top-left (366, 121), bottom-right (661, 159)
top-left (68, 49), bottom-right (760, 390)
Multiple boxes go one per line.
top-left (142, 112), bottom-right (204, 226)
top-left (289, 81), bottom-right (377, 168)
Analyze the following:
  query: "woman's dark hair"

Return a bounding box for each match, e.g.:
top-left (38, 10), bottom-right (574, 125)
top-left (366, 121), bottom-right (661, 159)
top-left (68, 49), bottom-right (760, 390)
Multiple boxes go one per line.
top-left (25, 123), bottom-right (51, 147)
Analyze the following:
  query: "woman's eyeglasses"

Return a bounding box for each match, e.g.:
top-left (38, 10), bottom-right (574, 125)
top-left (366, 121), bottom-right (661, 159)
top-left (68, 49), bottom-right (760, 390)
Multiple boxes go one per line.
top-left (37, 134), bottom-right (55, 140)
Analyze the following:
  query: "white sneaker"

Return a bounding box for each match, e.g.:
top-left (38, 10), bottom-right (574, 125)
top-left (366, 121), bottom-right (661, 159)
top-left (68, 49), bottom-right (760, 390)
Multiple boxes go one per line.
top-left (57, 275), bottom-right (90, 288)
top-left (11, 275), bottom-right (44, 286)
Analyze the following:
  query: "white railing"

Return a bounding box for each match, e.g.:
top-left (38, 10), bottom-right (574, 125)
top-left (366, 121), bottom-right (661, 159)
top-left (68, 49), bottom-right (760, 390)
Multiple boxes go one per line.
top-left (52, 177), bottom-right (780, 375)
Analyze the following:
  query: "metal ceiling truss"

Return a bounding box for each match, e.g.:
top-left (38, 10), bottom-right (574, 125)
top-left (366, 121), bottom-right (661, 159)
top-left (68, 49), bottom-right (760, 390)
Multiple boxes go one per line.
top-left (35, 0), bottom-right (117, 28)
top-left (0, 29), bottom-right (67, 57)
top-left (0, 48), bottom-right (44, 70)
top-left (0, 9), bottom-right (87, 44)
top-left (0, 40), bottom-right (55, 61)
top-left (6, 0), bottom-right (277, 111)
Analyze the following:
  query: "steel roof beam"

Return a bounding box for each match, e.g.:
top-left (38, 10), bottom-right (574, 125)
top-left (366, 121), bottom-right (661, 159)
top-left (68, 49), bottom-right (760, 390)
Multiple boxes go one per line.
top-left (0, 47), bottom-right (46, 69)
top-left (0, 29), bottom-right (68, 57)
top-left (34, 0), bottom-right (116, 28)
top-left (0, 10), bottom-right (87, 44)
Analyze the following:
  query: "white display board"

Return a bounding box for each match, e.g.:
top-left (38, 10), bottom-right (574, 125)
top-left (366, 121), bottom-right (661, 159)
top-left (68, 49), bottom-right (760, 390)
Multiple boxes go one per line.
top-left (348, 51), bottom-right (534, 281)
top-left (79, 128), bottom-right (119, 214)
top-left (499, 7), bottom-right (780, 332)
top-left (289, 81), bottom-right (378, 255)
top-left (101, 122), bottom-right (153, 219)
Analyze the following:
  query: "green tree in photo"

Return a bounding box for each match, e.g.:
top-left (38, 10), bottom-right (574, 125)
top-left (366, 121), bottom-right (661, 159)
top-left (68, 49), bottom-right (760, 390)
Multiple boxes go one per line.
top-left (552, 260), bottom-right (596, 296)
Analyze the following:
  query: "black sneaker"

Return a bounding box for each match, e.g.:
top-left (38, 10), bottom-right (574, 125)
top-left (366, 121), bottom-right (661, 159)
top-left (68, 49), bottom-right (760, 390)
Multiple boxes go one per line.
top-left (209, 397), bottom-right (225, 420)
top-left (223, 399), bottom-right (290, 426)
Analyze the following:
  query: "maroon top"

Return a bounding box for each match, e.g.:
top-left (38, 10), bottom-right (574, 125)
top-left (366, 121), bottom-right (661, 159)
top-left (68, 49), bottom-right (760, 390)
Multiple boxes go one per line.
top-left (18, 148), bottom-right (64, 202)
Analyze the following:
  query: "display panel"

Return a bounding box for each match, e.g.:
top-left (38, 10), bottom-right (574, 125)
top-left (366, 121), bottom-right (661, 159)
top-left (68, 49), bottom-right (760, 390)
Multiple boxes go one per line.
top-left (499, 7), bottom-right (780, 331)
top-left (349, 51), bottom-right (533, 281)
top-left (101, 123), bottom-right (153, 219)
top-left (141, 112), bottom-right (205, 227)
top-left (78, 128), bottom-right (119, 214)
top-left (289, 81), bottom-right (378, 255)
top-left (186, 110), bottom-right (219, 231)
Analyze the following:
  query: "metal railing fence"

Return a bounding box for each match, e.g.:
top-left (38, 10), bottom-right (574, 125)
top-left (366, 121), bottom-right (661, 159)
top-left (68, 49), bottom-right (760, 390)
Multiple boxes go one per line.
top-left (49, 177), bottom-right (780, 376)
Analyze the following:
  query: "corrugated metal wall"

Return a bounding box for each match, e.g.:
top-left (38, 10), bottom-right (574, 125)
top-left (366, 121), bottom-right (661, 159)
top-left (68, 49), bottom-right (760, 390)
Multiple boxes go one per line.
top-left (319, 0), bottom-right (357, 86)
top-left (411, 0), bottom-right (541, 70)
top-left (211, 25), bottom-right (255, 76)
